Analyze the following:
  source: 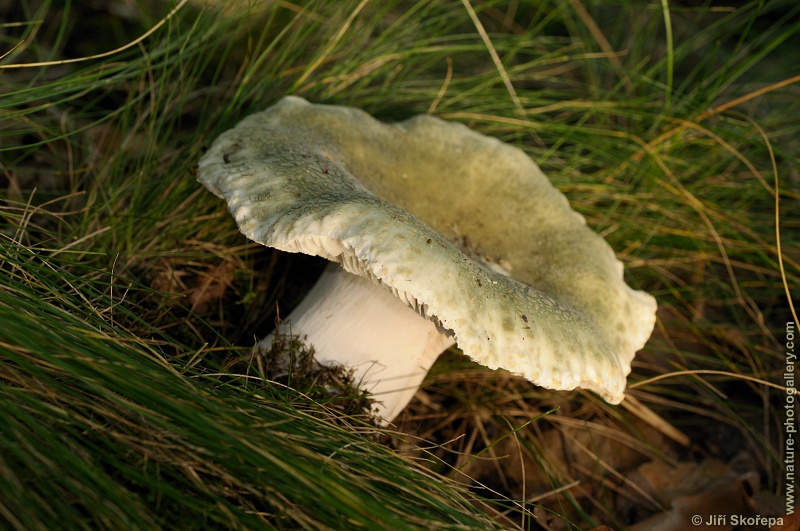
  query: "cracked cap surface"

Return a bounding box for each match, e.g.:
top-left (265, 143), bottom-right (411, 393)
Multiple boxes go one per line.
top-left (197, 96), bottom-right (657, 403)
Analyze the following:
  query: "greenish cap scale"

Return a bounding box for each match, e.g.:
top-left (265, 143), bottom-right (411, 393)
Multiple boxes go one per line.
top-left (197, 96), bottom-right (657, 404)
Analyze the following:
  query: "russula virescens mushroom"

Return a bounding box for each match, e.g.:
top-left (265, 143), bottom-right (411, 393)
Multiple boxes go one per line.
top-left (197, 96), bottom-right (657, 422)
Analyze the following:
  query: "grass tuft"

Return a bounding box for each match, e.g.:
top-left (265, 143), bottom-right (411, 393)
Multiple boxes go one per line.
top-left (2, 0), bottom-right (798, 528)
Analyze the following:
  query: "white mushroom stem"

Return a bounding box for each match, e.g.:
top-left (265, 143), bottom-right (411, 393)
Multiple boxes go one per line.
top-left (200, 97), bottom-right (658, 410)
top-left (257, 263), bottom-right (455, 424)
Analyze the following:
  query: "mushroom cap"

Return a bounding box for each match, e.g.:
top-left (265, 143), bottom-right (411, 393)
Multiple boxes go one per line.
top-left (197, 96), bottom-right (657, 404)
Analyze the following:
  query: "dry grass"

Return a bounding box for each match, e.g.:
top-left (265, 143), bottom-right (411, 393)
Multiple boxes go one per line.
top-left (2, 0), bottom-right (798, 529)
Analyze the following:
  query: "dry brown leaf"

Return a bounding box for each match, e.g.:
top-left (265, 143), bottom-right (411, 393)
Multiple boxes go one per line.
top-left (627, 459), bottom-right (761, 530)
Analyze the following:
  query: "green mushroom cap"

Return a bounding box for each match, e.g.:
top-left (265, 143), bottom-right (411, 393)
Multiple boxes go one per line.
top-left (197, 96), bottom-right (657, 404)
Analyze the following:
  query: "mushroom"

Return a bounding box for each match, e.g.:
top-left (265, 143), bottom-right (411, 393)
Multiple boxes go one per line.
top-left (197, 96), bottom-right (657, 423)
